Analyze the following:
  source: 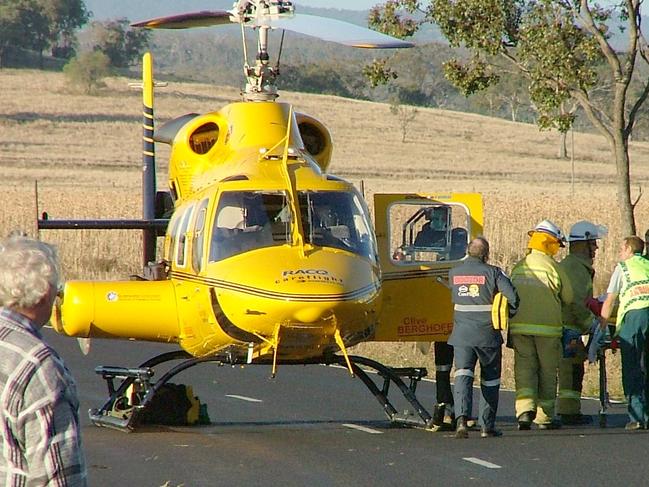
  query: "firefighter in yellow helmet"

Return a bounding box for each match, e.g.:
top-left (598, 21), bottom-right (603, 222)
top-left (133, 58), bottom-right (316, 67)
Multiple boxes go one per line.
top-left (510, 220), bottom-right (574, 430)
top-left (557, 221), bottom-right (607, 425)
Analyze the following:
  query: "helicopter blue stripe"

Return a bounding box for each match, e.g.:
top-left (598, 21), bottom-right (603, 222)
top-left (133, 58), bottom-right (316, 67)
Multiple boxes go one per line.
top-left (170, 271), bottom-right (379, 302)
top-left (381, 268), bottom-right (450, 282)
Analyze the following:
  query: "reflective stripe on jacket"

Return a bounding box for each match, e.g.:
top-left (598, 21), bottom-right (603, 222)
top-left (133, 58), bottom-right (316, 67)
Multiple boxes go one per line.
top-left (618, 255), bottom-right (649, 326)
top-left (559, 253), bottom-right (594, 332)
top-left (510, 249), bottom-right (573, 337)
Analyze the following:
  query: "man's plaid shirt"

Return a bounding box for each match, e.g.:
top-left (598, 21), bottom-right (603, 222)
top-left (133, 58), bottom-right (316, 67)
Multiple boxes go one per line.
top-left (0, 308), bottom-right (87, 486)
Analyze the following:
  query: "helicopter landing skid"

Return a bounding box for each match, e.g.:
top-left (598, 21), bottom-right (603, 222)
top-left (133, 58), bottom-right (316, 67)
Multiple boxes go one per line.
top-left (329, 355), bottom-right (434, 429)
top-left (89, 351), bottom-right (434, 432)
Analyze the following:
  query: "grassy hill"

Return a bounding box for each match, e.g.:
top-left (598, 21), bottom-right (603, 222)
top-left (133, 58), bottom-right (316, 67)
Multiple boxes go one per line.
top-left (2, 68), bottom-right (647, 394)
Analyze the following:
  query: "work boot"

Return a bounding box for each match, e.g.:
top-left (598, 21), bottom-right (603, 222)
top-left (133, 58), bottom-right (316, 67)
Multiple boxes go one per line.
top-left (517, 411), bottom-right (534, 431)
top-left (432, 403), bottom-right (446, 427)
top-left (442, 413), bottom-right (456, 431)
top-left (560, 414), bottom-right (593, 426)
top-left (624, 421), bottom-right (645, 431)
top-left (537, 420), bottom-right (562, 430)
top-left (455, 416), bottom-right (469, 439)
top-left (480, 426), bottom-right (503, 438)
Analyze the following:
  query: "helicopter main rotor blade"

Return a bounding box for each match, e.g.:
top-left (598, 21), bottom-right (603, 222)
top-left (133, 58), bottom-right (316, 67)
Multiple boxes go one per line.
top-left (131, 10), bottom-right (234, 29)
top-left (251, 13), bottom-right (414, 49)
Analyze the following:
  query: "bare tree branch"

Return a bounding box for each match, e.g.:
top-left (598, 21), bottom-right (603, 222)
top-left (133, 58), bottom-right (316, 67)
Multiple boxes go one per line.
top-left (627, 77), bottom-right (649, 136)
top-left (576, 0), bottom-right (623, 77)
top-left (632, 185), bottom-right (643, 210)
top-left (570, 88), bottom-right (615, 143)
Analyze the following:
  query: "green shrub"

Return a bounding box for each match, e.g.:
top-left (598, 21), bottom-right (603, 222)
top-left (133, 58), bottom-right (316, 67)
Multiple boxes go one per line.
top-left (63, 51), bottom-right (110, 94)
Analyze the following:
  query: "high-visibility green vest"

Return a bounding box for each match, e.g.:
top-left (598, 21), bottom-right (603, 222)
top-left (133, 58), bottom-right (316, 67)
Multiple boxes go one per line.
top-left (510, 249), bottom-right (573, 337)
top-left (617, 255), bottom-right (649, 327)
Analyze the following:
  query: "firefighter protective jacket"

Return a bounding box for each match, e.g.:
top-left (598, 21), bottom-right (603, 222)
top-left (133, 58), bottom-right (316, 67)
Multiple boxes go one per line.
top-left (559, 253), bottom-right (595, 333)
top-left (448, 256), bottom-right (519, 348)
top-left (510, 249), bottom-right (573, 337)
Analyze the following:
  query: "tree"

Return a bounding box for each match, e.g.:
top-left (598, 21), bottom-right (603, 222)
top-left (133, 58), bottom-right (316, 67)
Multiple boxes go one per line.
top-left (0, 3), bottom-right (23, 67)
top-left (43, 0), bottom-right (90, 59)
top-left (90, 18), bottom-right (151, 68)
top-left (370, 0), bottom-right (649, 235)
top-left (63, 51), bottom-right (111, 94)
top-left (390, 95), bottom-right (419, 142)
top-left (0, 0), bottom-right (88, 66)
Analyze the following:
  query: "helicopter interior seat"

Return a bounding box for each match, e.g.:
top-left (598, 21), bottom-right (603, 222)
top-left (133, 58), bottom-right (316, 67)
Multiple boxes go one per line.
top-left (210, 205), bottom-right (246, 260)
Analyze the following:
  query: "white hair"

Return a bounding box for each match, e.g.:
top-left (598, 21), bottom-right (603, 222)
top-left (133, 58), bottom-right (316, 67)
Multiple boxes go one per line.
top-left (0, 237), bottom-right (60, 309)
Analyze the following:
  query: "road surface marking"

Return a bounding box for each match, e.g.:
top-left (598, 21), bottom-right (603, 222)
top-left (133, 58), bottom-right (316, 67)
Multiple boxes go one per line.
top-left (342, 423), bottom-right (383, 434)
top-left (463, 457), bottom-right (502, 469)
top-left (225, 394), bottom-right (263, 403)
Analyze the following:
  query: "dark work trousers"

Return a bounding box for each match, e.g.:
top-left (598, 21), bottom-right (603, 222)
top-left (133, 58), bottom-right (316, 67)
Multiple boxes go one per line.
top-left (618, 308), bottom-right (649, 425)
top-left (453, 345), bottom-right (502, 429)
top-left (434, 341), bottom-right (454, 416)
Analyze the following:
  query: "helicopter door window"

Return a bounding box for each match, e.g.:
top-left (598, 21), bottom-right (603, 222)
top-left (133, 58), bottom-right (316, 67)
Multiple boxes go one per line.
top-left (191, 198), bottom-right (209, 273)
top-left (298, 190), bottom-right (377, 262)
top-left (175, 204), bottom-right (195, 267)
top-left (209, 191), bottom-right (290, 262)
top-left (389, 203), bottom-right (469, 264)
top-left (164, 211), bottom-right (183, 262)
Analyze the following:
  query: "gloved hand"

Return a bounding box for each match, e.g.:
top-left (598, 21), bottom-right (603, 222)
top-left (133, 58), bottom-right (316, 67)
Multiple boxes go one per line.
top-left (585, 296), bottom-right (603, 316)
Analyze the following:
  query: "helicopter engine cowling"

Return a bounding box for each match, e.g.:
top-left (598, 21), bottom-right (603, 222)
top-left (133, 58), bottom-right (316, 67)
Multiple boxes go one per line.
top-left (52, 280), bottom-right (180, 342)
top-left (295, 112), bottom-right (333, 172)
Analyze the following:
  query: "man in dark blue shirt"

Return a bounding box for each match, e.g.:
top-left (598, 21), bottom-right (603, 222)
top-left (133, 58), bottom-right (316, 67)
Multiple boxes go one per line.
top-left (449, 237), bottom-right (519, 438)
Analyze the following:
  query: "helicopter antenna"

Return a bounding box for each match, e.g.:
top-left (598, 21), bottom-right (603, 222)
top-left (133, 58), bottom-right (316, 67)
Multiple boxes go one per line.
top-left (240, 23), bottom-right (249, 68)
top-left (275, 30), bottom-right (285, 73)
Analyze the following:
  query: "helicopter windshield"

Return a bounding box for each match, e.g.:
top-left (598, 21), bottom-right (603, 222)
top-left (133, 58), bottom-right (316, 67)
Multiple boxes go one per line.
top-left (209, 190), bottom-right (290, 262)
top-left (208, 189), bottom-right (377, 262)
top-left (299, 190), bottom-right (377, 262)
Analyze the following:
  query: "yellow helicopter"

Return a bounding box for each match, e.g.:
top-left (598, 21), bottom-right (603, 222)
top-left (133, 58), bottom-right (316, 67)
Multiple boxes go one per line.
top-left (38, 0), bottom-right (484, 431)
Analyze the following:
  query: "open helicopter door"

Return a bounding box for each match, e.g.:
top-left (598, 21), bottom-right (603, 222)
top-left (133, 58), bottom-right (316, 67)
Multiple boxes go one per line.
top-left (372, 193), bottom-right (483, 342)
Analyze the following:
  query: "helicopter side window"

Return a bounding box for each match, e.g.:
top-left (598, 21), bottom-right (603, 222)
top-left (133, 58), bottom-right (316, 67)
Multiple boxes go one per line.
top-left (209, 191), bottom-right (290, 262)
top-left (189, 122), bottom-right (219, 155)
top-left (389, 203), bottom-right (469, 264)
top-left (298, 190), bottom-right (377, 262)
top-left (164, 211), bottom-right (183, 262)
top-left (175, 204), bottom-right (195, 267)
top-left (191, 198), bottom-right (209, 273)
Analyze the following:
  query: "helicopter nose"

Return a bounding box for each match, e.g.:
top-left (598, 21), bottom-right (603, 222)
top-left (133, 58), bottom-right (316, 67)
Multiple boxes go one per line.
top-left (292, 306), bottom-right (326, 324)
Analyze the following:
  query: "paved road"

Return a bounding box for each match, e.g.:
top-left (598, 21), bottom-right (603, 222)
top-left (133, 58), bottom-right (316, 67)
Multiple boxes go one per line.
top-left (44, 330), bottom-right (648, 487)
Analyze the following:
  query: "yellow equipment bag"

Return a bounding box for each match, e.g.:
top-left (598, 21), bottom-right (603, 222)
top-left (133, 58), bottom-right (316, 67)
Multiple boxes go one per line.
top-left (492, 292), bottom-right (509, 331)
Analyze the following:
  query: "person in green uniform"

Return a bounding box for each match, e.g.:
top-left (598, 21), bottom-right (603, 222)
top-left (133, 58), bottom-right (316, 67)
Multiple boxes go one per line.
top-left (600, 236), bottom-right (649, 430)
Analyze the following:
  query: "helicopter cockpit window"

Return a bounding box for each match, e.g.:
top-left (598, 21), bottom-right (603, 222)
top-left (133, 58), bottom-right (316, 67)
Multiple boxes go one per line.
top-left (209, 191), bottom-right (290, 262)
top-left (389, 203), bottom-right (469, 264)
top-left (298, 191), bottom-right (377, 262)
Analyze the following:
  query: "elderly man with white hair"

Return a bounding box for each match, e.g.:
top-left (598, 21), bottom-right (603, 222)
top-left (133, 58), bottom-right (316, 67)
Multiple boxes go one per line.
top-left (0, 236), bottom-right (87, 486)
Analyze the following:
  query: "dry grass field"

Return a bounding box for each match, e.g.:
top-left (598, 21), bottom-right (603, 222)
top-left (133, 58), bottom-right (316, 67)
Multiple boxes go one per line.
top-left (3, 68), bottom-right (649, 399)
